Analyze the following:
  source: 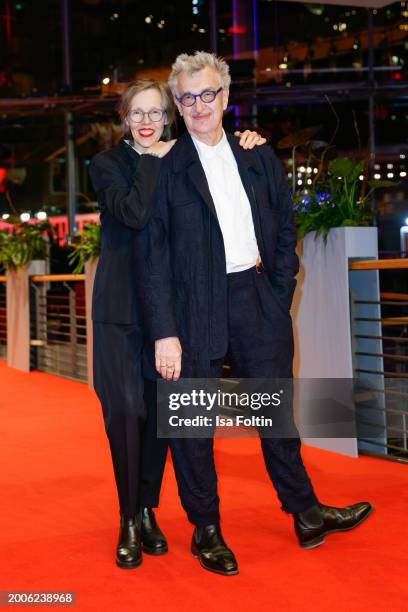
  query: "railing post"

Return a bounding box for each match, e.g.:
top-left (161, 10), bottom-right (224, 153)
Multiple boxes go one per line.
top-left (0, 277), bottom-right (7, 359)
top-left (6, 260), bottom-right (48, 372)
top-left (84, 258), bottom-right (98, 389)
top-left (65, 281), bottom-right (78, 380)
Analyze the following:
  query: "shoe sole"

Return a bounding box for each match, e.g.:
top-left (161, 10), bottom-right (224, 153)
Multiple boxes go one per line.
top-left (115, 557), bottom-right (143, 569)
top-left (300, 505), bottom-right (374, 550)
top-left (191, 550), bottom-right (239, 576)
top-left (142, 544), bottom-right (169, 556)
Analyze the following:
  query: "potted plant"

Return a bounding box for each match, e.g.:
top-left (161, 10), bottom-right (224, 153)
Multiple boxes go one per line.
top-left (279, 127), bottom-right (396, 458)
top-left (0, 217), bottom-right (51, 371)
top-left (69, 222), bottom-right (100, 389)
top-left (293, 157), bottom-right (373, 243)
top-left (277, 124), bottom-right (395, 243)
top-left (68, 222), bottom-right (100, 274)
top-left (0, 217), bottom-right (50, 271)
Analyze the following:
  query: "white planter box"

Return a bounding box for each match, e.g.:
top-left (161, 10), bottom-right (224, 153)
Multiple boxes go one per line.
top-left (7, 259), bottom-right (49, 371)
top-left (292, 226), bottom-right (382, 456)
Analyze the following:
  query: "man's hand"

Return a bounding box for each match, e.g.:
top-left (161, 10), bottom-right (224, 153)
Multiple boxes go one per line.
top-left (235, 129), bottom-right (266, 150)
top-left (155, 336), bottom-right (182, 381)
top-left (144, 139), bottom-right (177, 158)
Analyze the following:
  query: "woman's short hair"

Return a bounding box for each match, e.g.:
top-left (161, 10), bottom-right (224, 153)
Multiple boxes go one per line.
top-left (168, 51), bottom-right (231, 95)
top-left (118, 78), bottom-right (175, 141)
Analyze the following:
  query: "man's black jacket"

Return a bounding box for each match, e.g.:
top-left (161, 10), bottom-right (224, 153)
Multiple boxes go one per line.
top-left (137, 131), bottom-right (299, 363)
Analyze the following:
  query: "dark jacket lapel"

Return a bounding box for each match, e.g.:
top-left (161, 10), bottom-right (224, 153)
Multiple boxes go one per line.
top-left (173, 133), bottom-right (218, 217)
top-left (172, 131), bottom-right (264, 224)
top-left (225, 132), bottom-right (263, 205)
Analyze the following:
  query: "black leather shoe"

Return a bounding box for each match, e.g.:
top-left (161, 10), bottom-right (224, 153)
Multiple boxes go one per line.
top-left (140, 507), bottom-right (168, 555)
top-left (115, 515), bottom-right (142, 569)
top-left (191, 524), bottom-right (238, 576)
top-left (294, 501), bottom-right (373, 550)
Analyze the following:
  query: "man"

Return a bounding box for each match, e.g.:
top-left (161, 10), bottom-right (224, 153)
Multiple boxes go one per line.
top-left (140, 51), bottom-right (372, 576)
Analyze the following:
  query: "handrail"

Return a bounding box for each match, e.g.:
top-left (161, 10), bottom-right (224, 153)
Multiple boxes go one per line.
top-left (349, 259), bottom-right (408, 270)
top-left (380, 292), bottom-right (408, 301)
top-left (31, 274), bottom-right (85, 282)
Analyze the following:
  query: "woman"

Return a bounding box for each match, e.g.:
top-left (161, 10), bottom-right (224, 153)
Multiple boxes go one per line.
top-left (89, 78), bottom-right (265, 570)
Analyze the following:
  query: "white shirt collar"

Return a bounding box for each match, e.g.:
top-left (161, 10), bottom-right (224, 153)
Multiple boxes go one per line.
top-left (191, 130), bottom-right (229, 161)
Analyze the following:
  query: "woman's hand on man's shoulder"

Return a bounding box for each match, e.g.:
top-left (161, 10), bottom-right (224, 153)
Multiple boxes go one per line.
top-left (143, 139), bottom-right (177, 158)
top-left (234, 130), bottom-right (267, 150)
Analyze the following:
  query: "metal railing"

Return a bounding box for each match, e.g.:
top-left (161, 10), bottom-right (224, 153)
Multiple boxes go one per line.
top-left (30, 274), bottom-right (87, 383)
top-left (0, 275), bottom-right (6, 360)
top-left (349, 258), bottom-right (408, 461)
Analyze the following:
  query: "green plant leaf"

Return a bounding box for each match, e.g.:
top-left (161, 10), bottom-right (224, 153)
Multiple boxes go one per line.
top-left (328, 157), bottom-right (355, 179)
top-left (68, 223), bottom-right (100, 273)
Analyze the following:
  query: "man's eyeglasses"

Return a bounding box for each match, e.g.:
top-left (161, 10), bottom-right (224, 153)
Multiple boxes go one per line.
top-left (127, 108), bottom-right (165, 123)
top-left (176, 87), bottom-right (223, 108)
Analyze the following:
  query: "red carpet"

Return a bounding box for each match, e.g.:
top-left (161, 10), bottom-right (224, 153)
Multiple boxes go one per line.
top-left (1, 360), bottom-right (407, 611)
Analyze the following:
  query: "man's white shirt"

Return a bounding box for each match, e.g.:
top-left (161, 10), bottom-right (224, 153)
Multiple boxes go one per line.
top-left (192, 131), bottom-right (259, 274)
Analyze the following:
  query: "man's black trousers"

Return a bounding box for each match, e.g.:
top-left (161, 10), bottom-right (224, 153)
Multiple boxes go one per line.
top-left (169, 266), bottom-right (319, 526)
top-left (93, 322), bottom-right (168, 517)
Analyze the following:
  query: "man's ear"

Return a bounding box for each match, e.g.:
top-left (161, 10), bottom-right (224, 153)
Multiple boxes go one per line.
top-left (222, 88), bottom-right (230, 111)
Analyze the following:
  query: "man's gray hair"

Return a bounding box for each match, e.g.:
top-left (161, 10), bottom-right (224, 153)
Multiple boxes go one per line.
top-left (168, 51), bottom-right (231, 95)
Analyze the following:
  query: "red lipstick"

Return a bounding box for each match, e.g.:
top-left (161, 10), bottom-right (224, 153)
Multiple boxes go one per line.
top-left (138, 128), bottom-right (155, 138)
